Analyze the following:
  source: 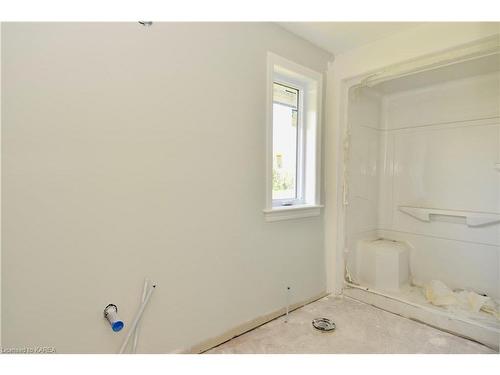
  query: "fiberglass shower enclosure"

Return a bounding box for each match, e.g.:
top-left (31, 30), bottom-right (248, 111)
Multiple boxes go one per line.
top-left (339, 36), bottom-right (500, 349)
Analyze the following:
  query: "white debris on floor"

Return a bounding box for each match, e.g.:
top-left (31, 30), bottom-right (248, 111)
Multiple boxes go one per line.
top-left (206, 295), bottom-right (497, 354)
top-left (423, 280), bottom-right (500, 319)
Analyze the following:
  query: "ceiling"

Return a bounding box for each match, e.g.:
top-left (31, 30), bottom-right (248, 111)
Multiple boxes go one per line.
top-left (278, 22), bottom-right (424, 55)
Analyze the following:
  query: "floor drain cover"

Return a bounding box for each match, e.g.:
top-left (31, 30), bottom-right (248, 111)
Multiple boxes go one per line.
top-left (312, 318), bottom-right (336, 332)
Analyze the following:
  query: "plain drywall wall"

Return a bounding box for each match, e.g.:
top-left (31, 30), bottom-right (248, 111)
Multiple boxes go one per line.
top-left (324, 22), bottom-right (500, 294)
top-left (0, 22), bottom-right (2, 346)
top-left (1, 22), bottom-right (331, 353)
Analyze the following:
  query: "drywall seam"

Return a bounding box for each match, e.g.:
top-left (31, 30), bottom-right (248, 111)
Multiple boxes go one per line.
top-left (323, 60), bottom-right (337, 294)
top-left (181, 291), bottom-right (328, 354)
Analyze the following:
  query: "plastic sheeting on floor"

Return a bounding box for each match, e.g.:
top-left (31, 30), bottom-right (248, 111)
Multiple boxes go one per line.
top-left (424, 280), bottom-right (500, 319)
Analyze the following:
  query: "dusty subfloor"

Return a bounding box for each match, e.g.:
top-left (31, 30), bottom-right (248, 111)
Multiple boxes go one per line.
top-left (206, 295), bottom-right (497, 354)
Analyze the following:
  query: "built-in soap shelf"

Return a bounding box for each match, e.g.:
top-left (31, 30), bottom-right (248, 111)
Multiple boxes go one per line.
top-left (398, 206), bottom-right (500, 227)
top-left (495, 163), bottom-right (500, 171)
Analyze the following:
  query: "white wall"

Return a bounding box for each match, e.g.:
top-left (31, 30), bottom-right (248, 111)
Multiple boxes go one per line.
top-left (0, 22), bottom-right (2, 346)
top-left (324, 22), bottom-right (500, 294)
top-left (1, 22), bottom-right (331, 353)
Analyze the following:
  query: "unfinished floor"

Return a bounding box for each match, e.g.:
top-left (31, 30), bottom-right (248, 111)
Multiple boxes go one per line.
top-left (206, 296), bottom-right (497, 354)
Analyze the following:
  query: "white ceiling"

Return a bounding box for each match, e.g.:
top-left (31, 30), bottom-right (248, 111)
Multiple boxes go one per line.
top-left (279, 22), bottom-right (424, 55)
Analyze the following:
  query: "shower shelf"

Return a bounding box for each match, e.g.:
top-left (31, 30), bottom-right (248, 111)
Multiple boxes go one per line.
top-left (398, 206), bottom-right (500, 227)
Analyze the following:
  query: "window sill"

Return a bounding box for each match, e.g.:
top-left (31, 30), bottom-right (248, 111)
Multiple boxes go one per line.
top-left (262, 204), bottom-right (324, 222)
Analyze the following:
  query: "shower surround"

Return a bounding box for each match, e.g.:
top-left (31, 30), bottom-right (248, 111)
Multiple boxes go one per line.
top-left (340, 44), bottom-right (500, 349)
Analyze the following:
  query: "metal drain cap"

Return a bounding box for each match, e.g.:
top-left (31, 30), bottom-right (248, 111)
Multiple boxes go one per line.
top-left (312, 318), bottom-right (336, 332)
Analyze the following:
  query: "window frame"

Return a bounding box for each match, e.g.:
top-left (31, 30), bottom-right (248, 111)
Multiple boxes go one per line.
top-left (271, 79), bottom-right (305, 207)
top-left (264, 52), bottom-right (323, 222)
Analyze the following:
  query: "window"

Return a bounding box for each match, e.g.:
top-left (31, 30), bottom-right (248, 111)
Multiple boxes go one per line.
top-left (264, 53), bottom-right (323, 222)
top-left (272, 82), bottom-right (302, 205)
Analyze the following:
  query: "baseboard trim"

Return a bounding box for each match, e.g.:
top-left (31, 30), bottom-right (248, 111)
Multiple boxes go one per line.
top-left (178, 291), bottom-right (328, 354)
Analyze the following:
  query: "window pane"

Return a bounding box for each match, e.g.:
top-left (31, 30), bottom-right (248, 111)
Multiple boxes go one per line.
top-left (272, 83), bottom-right (299, 201)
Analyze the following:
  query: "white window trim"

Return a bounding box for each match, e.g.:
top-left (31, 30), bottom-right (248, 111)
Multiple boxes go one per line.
top-left (264, 52), bottom-right (323, 222)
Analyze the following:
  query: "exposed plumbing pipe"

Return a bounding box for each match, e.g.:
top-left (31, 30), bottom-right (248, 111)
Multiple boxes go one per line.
top-left (119, 280), bottom-right (156, 354)
top-left (285, 286), bottom-right (291, 322)
top-left (132, 279), bottom-right (150, 353)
